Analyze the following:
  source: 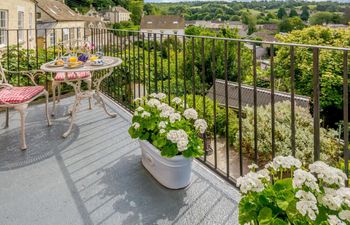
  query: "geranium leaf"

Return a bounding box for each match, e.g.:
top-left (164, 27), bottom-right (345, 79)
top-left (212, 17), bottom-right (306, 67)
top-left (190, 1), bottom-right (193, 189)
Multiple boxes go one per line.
top-left (258, 207), bottom-right (273, 225)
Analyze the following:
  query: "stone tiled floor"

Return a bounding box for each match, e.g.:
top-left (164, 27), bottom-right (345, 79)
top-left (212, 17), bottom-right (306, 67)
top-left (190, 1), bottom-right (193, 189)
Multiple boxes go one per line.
top-left (0, 95), bottom-right (240, 225)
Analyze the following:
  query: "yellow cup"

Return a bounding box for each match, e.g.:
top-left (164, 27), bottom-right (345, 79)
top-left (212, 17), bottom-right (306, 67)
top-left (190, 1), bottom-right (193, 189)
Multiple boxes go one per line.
top-left (69, 57), bottom-right (78, 63)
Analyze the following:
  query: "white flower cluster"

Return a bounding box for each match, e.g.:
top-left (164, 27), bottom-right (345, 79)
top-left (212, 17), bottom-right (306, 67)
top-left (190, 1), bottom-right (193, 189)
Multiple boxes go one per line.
top-left (172, 97), bottom-right (182, 105)
top-left (237, 172), bottom-right (265, 194)
top-left (338, 187), bottom-right (350, 208)
top-left (141, 111), bottom-right (151, 118)
top-left (159, 105), bottom-right (175, 118)
top-left (328, 215), bottom-right (346, 225)
top-left (295, 190), bottom-right (318, 221)
top-left (183, 108), bottom-right (198, 120)
top-left (149, 92), bottom-right (166, 100)
top-left (146, 98), bottom-right (161, 108)
top-left (320, 188), bottom-right (343, 211)
top-left (257, 169), bottom-right (270, 181)
top-left (169, 113), bottom-right (181, 123)
top-left (133, 97), bottom-right (144, 104)
top-left (136, 106), bottom-right (144, 112)
top-left (271, 155), bottom-right (302, 170)
top-left (166, 129), bottom-right (189, 152)
top-left (132, 122), bottom-right (140, 129)
top-left (339, 210), bottom-right (350, 222)
top-left (158, 121), bottom-right (168, 129)
top-left (309, 161), bottom-right (347, 187)
top-left (293, 169), bottom-right (320, 192)
top-left (248, 163), bottom-right (258, 171)
top-left (194, 119), bottom-right (208, 134)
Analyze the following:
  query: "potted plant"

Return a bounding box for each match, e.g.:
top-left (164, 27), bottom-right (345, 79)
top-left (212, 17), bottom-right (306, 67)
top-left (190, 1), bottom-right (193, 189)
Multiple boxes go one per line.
top-left (237, 156), bottom-right (350, 225)
top-left (128, 93), bottom-right (207, 189)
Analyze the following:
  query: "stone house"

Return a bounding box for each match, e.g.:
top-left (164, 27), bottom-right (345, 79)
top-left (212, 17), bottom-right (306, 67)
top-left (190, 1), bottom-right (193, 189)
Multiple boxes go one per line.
top-left (140, 15), bottom-right (185, 36)
top-left (102, 6), bottom-right (131, 24)
top-left (0, 0), bottom-right (36, 49)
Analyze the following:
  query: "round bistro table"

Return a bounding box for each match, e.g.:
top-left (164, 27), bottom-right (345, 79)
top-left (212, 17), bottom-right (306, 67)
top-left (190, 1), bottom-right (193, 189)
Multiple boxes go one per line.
top-left (41, 56), bottom-right (122, 138)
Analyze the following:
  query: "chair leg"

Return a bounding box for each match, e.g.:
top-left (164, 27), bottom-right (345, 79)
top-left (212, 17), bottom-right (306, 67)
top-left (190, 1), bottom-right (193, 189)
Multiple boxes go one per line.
top-left (57, 83), bottom-right (61, 103)
top-left (14, 104), bottom-right (28, 150)
top-left (44, 90), bottom-right (52, 126)
top-left (52, 81), bottom-right (57, 116)
top-left (4, 108), bottom-right (9, 128)
top-left (85, 79), bottom-right (93, 110)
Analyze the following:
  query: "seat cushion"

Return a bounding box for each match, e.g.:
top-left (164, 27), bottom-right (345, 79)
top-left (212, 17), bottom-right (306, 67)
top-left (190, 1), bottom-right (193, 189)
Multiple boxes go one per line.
top-left (54, 72), bottom-right (91, 81)
top-left (0, 86), bottom-right (45, 104)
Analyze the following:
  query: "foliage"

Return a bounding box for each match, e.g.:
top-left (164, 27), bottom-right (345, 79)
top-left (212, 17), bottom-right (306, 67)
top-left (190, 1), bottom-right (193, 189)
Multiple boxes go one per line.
top-left (236, 101), bottom-right (340, 165)
top-left (309, 12), bottom-right (343, 25)
top-left (111, 21), bottom-right (139, 31)
top-left (242, 11), bottom-right (257, 35)
top-left (278, 17), bottom-right (305, 33)
top-left (274, 26), bottom-right (350, 125)
top-left (289, 8), bottom-right (298, 17)
top-left (277, 8), bottom-right (287, 19)
top-left (300, 7), bottom-right (310, 21)
top-left (238, 156), bottom-right (349, 225)
top-left (128, 93), bottom-right (206, 158)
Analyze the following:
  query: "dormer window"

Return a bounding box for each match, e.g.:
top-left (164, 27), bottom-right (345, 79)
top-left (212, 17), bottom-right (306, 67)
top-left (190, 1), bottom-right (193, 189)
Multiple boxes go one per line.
top-left (173, 21), bottom-right (178, 24)
top-left (147, 21), bottom-right (152, 24)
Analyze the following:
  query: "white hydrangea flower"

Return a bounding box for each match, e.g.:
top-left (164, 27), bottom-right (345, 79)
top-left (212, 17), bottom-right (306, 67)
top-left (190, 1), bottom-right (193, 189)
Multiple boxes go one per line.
top-left (158, 121), bottom-right (168, 129)
top-left (237, 172), bottom-right (265, 194)
top-left (132, 122), bottom-right (140, 129)
top-left (293, 169), bottom-right (320, 192)
top-left (273, 156), bottom-right (302, 170)
top-left (169, 113), bottom-right (181, 123)
top-left (160, 105), bottom-right (175, 118)
top-left (309, 161), bottom-right (347, 187)
top-left (257, 169), bottom-right (270, 180)
top-left (159, 129), bottom-right (166, 134)
top-left (328, 215), bottom-right (346, 225)
top-left (146, 98), bottom-right (161, 108)
top-left (172, 97), bottom-right (182, 105)
top-left (133, 98), bottom-right (144, 104)
top-left (136, 106), bottom-right (144, 112)
top-left (295, 190), bottom-right (318, 221)
top-left (149, 93), bottom-right (158, 98)
top-left (339, 210), bottom-right (350, 222)
top-left (141, 111), bottom-right (151, 118)
top-left (248, 163), bottom-right (258, 171)
top-left (167, 130), bottom-right (179, 143)
top-left (134, 111), bottom-right (138, 116)
top-left (194, 119), bottom-right (208, 134)
top-left (338, 187), bottom-right (350, 207)
top-left (320, 188), bottom-right (343, 211)
top-left (166, 129), bottom-right (189, 152)
top-left (183, 108), bottom-right (198, 120)
top-left (156, 93), bottom-right (166, 100)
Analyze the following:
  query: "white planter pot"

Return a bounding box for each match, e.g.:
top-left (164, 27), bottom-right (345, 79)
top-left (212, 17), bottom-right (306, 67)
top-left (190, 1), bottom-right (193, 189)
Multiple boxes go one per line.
top-left (139, 140), bottom-right (193, 189)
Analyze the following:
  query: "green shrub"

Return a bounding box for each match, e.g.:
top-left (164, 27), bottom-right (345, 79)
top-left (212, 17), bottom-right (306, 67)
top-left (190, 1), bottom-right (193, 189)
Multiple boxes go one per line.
top-left (236, 101), bottom-right (340, 165)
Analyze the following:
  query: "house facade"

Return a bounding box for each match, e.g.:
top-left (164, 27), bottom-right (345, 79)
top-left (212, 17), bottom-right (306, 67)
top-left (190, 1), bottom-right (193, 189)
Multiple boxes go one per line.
top-left (102, 6), bottom-right (131, 24)
top-left (36, 0), bottom-right (86, 47)
top-left (0, 0), bottom-right (36, 49)
top-left (140, 15), bottom-right (185, 36)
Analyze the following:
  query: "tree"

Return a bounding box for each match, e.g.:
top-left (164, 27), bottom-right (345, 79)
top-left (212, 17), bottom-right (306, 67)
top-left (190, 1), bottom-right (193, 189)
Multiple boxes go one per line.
top-left (300, 7), bottom-right (310, 21)
top-left (129, 0), bottom-right (143, 25)
top-left (242, 12), bottom-right (257, 35)
top-left (277, 7), bottom-right (287, 19)
top-left (289, 8), bottom-right (298, 17)
top-left (309, 12), bottom-right (334, 25)
top-left (274, 26), bottom-right (350, 126)
top-left (143, 3), bottom-right (159, 15)
top-left (278, 17), bottom-right (305, 33)
top-left (343, 7), bottom-right (350, 24)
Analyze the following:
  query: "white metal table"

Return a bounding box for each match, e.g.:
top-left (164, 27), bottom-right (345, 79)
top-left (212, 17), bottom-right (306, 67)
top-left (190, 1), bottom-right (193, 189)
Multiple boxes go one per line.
top-left (41, 56), bottom-right (122, 138)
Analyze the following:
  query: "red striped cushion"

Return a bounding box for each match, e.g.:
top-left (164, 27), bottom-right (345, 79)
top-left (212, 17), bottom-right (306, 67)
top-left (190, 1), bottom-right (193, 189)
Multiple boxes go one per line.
top-left (0, 86), bottom-right (45, 104)
top-left (54, 72), bottom-right (91, 81)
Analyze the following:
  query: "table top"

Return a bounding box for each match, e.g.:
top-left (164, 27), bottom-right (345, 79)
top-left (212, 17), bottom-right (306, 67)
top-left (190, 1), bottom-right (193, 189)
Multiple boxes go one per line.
top-left (40, 56), bottom-right (122, 73)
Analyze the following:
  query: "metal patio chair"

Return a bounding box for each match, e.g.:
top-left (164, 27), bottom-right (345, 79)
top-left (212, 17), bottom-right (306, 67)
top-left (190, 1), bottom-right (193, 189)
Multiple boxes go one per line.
top-left (0, 59), bottom-right (51, 150)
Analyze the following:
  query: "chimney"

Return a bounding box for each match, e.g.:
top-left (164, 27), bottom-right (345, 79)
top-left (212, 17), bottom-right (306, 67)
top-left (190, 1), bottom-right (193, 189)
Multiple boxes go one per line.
top-left (56, 0), bottom-right (65, 4)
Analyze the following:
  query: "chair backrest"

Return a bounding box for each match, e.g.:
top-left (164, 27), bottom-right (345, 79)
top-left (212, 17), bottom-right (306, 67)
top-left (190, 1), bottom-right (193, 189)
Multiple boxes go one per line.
top-left (56, 39), bottom-right (92, 59)
top-left (0, 51), bottom-right (7, 85)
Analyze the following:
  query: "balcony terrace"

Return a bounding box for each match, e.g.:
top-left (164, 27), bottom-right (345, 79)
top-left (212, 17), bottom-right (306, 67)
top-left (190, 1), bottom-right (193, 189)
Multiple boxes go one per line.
top-left (0, 95), bottom-right (240, 225)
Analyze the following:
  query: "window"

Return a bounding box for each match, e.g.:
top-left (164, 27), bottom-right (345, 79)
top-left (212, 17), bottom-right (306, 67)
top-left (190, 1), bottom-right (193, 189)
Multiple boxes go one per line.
top-left (0, 10), bottom-right (7, 45)
top-left (50, 31), bottom-right (55, 46)
top-left (69, 28), bottom-right (75, 40)
top-left (18, 11), bottom-right (24, 41)
top-left (36, 12), bottom-right (41, 19)
top-left (63, 28), bottom-right (69, 41)
top-left (77, 28), bottom-right (81, 39)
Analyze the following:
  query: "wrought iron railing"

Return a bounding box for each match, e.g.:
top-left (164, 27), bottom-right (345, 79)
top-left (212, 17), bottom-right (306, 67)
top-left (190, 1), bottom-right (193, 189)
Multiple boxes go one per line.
top-left (1, 28), bottom-right (349, 186)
